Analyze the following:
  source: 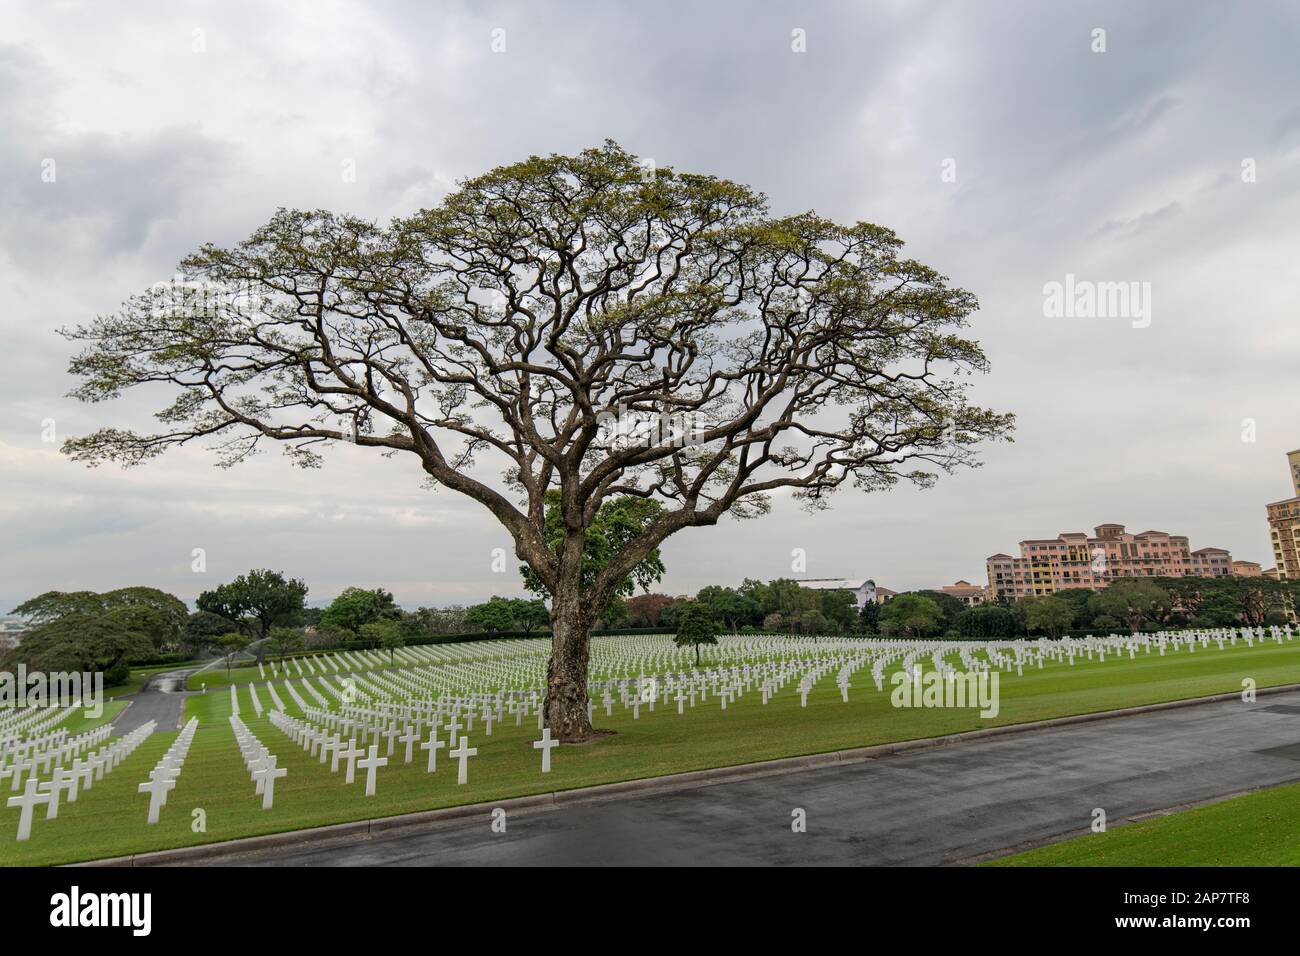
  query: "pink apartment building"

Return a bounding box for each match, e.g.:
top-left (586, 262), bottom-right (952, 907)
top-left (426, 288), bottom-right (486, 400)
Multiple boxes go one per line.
top-left (987, 523), bottom-right (1233, 600)
top-left (1265, 450), bottom-right (1300, 581)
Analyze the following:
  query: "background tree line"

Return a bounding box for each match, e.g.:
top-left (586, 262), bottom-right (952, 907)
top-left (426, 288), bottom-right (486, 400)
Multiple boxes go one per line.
top-left (877, 576), bottom-right (1297, 640)
top-left (6, 570), bottom-right (1296, 686)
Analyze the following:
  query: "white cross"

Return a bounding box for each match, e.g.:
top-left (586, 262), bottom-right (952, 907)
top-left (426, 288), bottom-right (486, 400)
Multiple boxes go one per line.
top-left (320, 733), bottom-right (341, 767)
top-left (253, 756), bottom-right (287, 810)
top-left (338, 740), bottom-right (363, 784)
top-left (9, 757), bottom-right (34, 791)
top-left (444, 716), bottom-right (462, 746)
top-left (382, 725), bottom-right (402, 756)
top-left (51, 765), bottom-right (80, 804)
top-left (250, 752), bottom-right (273, 794)
top-left (399, 726), bottom-right (419, 764)
top-left (138, 775), bottom-right (176, 824)
top-left (7, 777), bottom-right (51, 841)
top-left (449, 736), bottom-right (477, 786)
top-left (36, 778), bottom-right (63, 820)
top-left (357, 744), bottom-right (388, 797)
top-left (419, 730), bottom-right (446, 773)
top-left (533, 728), bottom-right (559, 773)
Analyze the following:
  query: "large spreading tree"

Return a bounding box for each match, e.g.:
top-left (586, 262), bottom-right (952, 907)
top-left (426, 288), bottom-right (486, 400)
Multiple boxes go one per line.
top-left (195, 569), bottom-right (308, 640)
top-left (61, 142), bottom-right (1012, 740)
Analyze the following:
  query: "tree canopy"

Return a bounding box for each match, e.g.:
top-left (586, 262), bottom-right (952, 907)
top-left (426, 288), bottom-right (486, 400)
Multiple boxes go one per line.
top-left (318, 586), bottom-right (400, 637)
top-left (673, 602), bottom-right (718, 665)
top-left (1020, 595), bottom-right (1074, 638)
top-left (196, 569), bottom-right (308, 639)
top-left (879, 593), bottom-right (945, 637)
top-left (519, 489), bottom-right (664, 603)
top-left (13, 587), bottom-right (187, 652)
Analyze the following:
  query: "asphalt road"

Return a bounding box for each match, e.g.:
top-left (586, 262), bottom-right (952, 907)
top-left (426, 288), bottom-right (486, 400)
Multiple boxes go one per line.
top-left (112, 668), bottom-right (198, 735)
top-left (206, 689), bottom-right (1300, 866)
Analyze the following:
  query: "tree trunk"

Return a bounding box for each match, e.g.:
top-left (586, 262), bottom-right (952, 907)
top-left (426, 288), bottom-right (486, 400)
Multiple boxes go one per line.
top-left (545, 582), bottom-right (595, 742)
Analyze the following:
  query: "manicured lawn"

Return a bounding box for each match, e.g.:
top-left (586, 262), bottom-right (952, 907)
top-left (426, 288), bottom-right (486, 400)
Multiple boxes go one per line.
top-left (986, 780), bottom-right (1300, 866)
top-left (1, 638), bottom-right (1297, 866)
top-left (59, 701), bottom-right (127, 736)
top-left (186, 644), bottom-right (539, 690)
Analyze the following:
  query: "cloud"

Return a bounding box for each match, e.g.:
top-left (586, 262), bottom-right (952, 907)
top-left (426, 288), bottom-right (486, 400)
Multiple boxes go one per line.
top-left (0, 45), bottom-right (232, 270)
top-left (1091, 200), bottom-right (1183, 239)
top-left (1, 0), bottom-right (1298, 608)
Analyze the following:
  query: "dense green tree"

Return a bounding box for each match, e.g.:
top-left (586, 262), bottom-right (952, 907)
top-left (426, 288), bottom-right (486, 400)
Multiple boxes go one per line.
top-left (673, 603), bottom-right (718, 665)
top-left (514, 599), bottom-right (552, 633)
top-left (318, 586), bottom-right (399, 637)
top-left (795, 608), bottom-right (829, 634)
top-left (914, 590), bottom-right (966, 632)
top-left (764, 579), bottom-right (818, 618)
top-left (1210, 578), bottom-right (1291, 627)
top-left (1050, 588), bottom-right (1096, 629)
top-left (660, 601), bottom-right (690, 629)
top-left (1020, 595), bottom-right (1074, 637)
top-left (1191, 591), bottom-right (1246, 627)
top-left (464, 597), bottom-right (518, 633)
top-left (11, 590), bottom-right (103, 621)
top-left (599, 597), bottom-right (629, 629)
top-left (196, 570), bottom-right (307, 639)
top-left (402, 606), bottom-right (467, 636)
top-left (737, 579), bottom-right (774, 616)
top-left (879, 593), bottom-right (945, 637)
top-left (359, 619), bottom-right (405, 661)
top-left (14, 587), bottom-right (188, 652)
top-left (181, 610), bottom-right (235, 656)
top-left (956, 603), bottom-right (1019, 639)
top-left (818, 590), bottom-right (859, 633)
top-left (1090, 579), bottom-right (1172, 632)
top-left (859, 599), bottom-right (881, 635)
top-left (695, 586), bottom-right (759, 631)
top-left (265, 626), bottom-right (305, 663)
top-left (520, 490), bottom-right (666, 605)
top-left (215, 632), bottom-right (251, 674)
top-left (2, 613), bottom-right (153, 674)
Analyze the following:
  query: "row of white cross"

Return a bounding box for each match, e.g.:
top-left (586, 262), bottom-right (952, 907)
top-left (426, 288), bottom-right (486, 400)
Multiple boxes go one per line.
top-left (1, 722), bottom-right (115, 790)
top-left (265, 708), bottom-right (501, 790)
top-left (0, 704), bottom-right (87, 760)
top-left (6, 720), bottom-right (155, 841)
top-left (5, 624), bottom-right (1294, 841)
top-left (138, 718), bottom-right (199, 824)
top-left (229, 714), bottom-right (288, 810)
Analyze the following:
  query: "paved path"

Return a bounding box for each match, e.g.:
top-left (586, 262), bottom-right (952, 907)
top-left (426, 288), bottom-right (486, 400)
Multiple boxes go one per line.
top-left (112, 667), bottom-right (200, 735)
top-left (207, 689), bottom-right (1300, 867)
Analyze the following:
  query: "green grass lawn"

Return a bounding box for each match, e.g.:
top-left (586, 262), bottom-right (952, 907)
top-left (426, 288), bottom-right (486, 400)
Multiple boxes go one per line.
top-left (58, 701), bottom-right (127, 737)
top-left (2, 638), bottom-right (1297, 866)
top-left (186, 645), bottom-right (540, 690)
top-left (986, 780), bottom-right (1300, 866)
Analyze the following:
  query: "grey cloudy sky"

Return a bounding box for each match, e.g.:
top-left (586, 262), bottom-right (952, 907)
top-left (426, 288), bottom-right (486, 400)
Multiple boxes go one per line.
top-left (2, 0), bottom-right (1298, 610)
